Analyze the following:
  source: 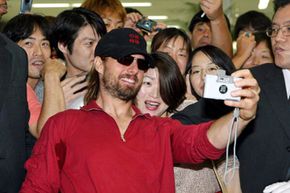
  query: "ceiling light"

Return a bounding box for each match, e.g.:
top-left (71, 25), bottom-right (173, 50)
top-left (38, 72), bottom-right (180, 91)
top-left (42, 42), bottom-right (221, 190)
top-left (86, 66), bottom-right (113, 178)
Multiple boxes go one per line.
top-left (32, 3), bottom-right (70, 8)
top-left (167, 25), bottom-right (180, 29)
top-left (258, 0), bottom-right (270, 9)
top-left (148, 16), bottom-right (168, 20)
top-left (72, 3), bottom-right (81, 7)
top-left (32, 2), bottom-right (152, 8)
top-left (122, 2), bottom-right (152, 7)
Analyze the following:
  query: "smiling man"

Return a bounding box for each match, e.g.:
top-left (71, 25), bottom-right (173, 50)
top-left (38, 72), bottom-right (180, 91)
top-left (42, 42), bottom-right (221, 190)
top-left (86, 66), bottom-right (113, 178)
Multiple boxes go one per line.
top-left (20, 28), bottom-right (259, 193)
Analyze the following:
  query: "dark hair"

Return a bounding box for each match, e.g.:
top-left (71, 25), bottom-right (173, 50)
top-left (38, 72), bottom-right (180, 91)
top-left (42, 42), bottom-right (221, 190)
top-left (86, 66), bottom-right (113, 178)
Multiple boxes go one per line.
top-left (234, 10), bottom-right (273, 60)
top-left (150, 52), bottom-right (186, 113)
top-left (188, 10), bottom-right (231, 32)
top-left (274, 0), bottom-right (290, 12)
top-left (3, 14), bottom-right (51, 43)
top-left (234, 11), bottom-right (271, 40)
top-left (125, 7), bottom-right (143, 16)
top-left (151, 28), bottom-right (192, 74)
top-left (187, 45), bottom-right (236, 99)
top-left (84, 57), bottom-right (103, 104)
top-left (52, 7), bottom-right (106, 60)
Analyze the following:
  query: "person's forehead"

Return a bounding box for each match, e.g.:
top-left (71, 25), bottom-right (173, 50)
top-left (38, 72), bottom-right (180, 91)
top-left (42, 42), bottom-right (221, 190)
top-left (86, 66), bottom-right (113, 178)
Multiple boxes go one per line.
top-left (162, 37), bottom-right (187, 49)
top-left (144, 68), bottom-right (159, 79)
top-left (76, 25), bottom-right (97, 38)
top-left (194, 22), bottom-right (210, 28)
top-left (273, 4), bottom-right (290, 25)
top-left (101, 11), bottom-right (123, 22)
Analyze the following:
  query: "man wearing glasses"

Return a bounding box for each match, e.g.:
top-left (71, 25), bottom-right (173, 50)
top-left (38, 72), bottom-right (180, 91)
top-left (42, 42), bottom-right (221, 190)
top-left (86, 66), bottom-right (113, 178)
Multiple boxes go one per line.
top-left (236, 1), bottom-right (290, 193)
top-left (0, 0), bottom-right (7, 18)
top-left (20, 28), bottom-right (259, 193)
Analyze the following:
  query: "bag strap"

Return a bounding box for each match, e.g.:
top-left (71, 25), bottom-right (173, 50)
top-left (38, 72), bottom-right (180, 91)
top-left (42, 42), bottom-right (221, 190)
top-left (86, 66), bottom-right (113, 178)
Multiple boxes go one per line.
top-left (212, 160), bottom-right (228, 193)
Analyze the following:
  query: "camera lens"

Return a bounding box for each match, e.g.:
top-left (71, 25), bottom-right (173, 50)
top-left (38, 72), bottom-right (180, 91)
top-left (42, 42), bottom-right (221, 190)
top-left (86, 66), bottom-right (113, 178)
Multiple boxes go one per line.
top-left (219, 85), bottom-right (228, 94)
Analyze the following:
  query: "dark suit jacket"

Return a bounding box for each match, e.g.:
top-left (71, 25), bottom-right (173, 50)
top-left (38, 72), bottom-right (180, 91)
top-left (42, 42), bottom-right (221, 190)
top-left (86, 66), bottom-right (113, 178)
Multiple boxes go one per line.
top-left (0, 33), bottom-right (29, 193)
top-left (172, 98), bottom-right (233, 124)
top-left (237, 63), bottom-right (290, 193)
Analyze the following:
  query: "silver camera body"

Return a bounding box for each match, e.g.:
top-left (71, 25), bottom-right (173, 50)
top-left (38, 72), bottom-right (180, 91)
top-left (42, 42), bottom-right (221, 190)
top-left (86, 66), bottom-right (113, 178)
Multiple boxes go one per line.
top-left (203, 70), bottom-right (241, 101)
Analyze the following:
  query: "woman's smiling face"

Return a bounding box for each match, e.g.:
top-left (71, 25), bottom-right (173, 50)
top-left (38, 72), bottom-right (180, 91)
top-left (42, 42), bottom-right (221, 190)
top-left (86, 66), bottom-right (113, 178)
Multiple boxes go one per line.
top-left (135, 68), bottom-right (168, 117)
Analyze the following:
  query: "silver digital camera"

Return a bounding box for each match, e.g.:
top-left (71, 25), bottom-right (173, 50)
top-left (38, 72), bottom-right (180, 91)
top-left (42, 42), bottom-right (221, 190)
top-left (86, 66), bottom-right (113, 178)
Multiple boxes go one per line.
top-left (203, 70), bottom-right (241, 101)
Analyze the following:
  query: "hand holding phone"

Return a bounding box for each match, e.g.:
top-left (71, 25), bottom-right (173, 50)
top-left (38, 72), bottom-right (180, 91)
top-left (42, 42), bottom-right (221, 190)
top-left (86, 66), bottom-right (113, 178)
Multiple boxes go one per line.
top-left (136, 18), bottom-right (157, 33)
top-left (20, 0), bottom-right (33, 14)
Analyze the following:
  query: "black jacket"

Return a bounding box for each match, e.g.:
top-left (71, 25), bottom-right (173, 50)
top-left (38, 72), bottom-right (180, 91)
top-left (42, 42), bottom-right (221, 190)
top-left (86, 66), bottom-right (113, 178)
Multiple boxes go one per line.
top-left (172, 98), bottom-right (233, 124)
top-left (237, 63), bottom-right (290, 193)
top-left (0, 33), bottom-right (29, 193)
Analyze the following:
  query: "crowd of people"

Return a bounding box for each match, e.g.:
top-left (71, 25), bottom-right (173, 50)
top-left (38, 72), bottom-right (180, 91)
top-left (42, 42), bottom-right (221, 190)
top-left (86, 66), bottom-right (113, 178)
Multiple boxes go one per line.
top-left (0, 0), bottom-right (289, 192)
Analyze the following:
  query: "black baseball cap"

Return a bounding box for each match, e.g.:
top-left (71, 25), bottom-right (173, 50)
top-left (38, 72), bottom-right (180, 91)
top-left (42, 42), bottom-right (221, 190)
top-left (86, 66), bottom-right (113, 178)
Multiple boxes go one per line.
top-left (95, 28), bottom-right (152, 66)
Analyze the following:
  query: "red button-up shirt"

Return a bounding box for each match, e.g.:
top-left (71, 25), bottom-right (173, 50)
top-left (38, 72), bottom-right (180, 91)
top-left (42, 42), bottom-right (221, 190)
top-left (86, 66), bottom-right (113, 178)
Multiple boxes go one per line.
top-left (20, 101), bottom-right (224, 193)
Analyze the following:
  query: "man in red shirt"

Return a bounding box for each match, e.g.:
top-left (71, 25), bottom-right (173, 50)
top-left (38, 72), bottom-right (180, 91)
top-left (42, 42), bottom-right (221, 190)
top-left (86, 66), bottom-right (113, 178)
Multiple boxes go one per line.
top-left (20, 28), bottom-right (259, 193)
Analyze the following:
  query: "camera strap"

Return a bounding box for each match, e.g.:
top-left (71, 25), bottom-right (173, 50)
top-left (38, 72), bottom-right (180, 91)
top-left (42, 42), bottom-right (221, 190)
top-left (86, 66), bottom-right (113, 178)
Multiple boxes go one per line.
top-left (223, 107), bottom-right (240, 184)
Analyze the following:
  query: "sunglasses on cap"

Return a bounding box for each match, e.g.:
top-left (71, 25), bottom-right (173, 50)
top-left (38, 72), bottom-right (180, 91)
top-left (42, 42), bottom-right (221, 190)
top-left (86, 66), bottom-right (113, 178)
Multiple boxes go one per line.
top-left (117, 55), bottom-right (150, 71)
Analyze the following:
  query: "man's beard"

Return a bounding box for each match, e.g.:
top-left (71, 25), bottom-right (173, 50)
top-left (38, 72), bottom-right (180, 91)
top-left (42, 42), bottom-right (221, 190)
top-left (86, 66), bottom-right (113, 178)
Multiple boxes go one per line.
top-left (102, 71), bottom-right (141, 101)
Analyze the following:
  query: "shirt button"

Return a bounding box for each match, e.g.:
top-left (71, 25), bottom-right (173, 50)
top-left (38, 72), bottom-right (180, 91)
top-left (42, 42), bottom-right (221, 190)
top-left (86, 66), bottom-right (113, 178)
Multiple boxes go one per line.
top-left (286, 146), bottom-right (290, 152)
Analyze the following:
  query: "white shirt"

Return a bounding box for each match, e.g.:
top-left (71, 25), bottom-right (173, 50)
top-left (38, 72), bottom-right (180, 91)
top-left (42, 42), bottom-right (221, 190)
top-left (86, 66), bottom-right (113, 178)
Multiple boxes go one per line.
top-left (282, 69), bottom-right (290, 99)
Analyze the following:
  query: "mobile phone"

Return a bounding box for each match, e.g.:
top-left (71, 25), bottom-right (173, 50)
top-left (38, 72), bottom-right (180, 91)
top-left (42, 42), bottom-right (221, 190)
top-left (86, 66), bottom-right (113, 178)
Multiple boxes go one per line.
top-left (136, 18), bottom-right (157, 33)
top-left (20, 0), bottom-right (33, 14)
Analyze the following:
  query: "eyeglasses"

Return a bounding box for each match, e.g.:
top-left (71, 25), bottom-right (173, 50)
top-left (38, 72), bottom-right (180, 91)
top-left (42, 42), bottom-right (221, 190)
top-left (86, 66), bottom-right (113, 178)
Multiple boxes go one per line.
top-left (189, 64), bottom-right (219, 77)
top-left (117, 55), bottom-right (150, 71)
top-left (266, 25), bottom-right (290, 38)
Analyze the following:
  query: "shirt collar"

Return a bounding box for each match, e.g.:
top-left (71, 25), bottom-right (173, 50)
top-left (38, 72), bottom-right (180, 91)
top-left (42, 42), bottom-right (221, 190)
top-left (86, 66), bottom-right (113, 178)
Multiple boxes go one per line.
top-left (282, 69), bottom-right (290, 98)
top-left (81, 100), bottom-right (151, 119)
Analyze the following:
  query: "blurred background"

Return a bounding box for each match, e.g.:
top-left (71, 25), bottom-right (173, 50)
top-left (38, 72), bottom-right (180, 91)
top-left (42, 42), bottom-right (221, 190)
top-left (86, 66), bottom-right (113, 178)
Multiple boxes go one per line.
top-left (2, 0), bottom-right (274, 33)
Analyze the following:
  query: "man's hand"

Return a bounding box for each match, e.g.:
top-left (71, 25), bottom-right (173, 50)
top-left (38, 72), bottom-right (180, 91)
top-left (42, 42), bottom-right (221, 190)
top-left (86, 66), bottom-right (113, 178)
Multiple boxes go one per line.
top-left (61, 75), bottom-right (88, 107)
top-left (200, 0), bottom-right (223, 21)
top-left (264, 181), bottom-right (290, 193)
top-left (225, 69), bottom-right (260, 122)
top-left (124, 12), bottom-right (143, 35)
top-left (41, 58), bottom-right (66, 79)
top-left (143, 21), bottom-right (167, 41)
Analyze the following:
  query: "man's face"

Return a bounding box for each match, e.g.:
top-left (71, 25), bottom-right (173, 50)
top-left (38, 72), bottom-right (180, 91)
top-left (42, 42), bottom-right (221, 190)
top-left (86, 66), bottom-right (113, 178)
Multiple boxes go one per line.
top-left (0, 0), bottom-right (7, 16)
top-left (191, 22), bottom-right (212, 49)
top-left (101, 54), bottom-right (145, 101)
top-left (17, 27), bottom-right (51, 79)
top-left (63, 25), bottom-right (100, 76)
top-left (271, 4), bottom-right (290, 70)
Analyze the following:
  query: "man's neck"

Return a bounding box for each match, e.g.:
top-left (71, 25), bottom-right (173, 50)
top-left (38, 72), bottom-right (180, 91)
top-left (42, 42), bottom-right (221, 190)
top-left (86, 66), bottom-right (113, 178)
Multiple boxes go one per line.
top-left (96, 91), bottom-right (134, 119)
top-left (65, 65), bottom-right (86, 78)
top-left (27, 78), bottom-right (39, 89)
top-left (96, 90), bottom-right (135, 139)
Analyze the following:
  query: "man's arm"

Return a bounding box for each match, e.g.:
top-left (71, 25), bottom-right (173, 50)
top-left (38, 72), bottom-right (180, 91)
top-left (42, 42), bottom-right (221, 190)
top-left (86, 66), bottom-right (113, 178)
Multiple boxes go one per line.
top-left (36, 59), bottom-right (66, 137)
top-left (20, 117), bottom-right (63, 192)
top-left (200, 0), bottom-right (233, 57)
top-left (207, 69), bottom-right (259, 149)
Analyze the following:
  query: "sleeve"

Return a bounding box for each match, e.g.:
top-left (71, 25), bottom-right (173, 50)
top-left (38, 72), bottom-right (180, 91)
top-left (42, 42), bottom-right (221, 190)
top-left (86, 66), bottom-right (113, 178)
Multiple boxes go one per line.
top-left (27, 84), bottom-right (41, 126)
top-left (20, 115), bottom-right (66, 193)
top-left (170, 120), bottom-right (225, 164)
